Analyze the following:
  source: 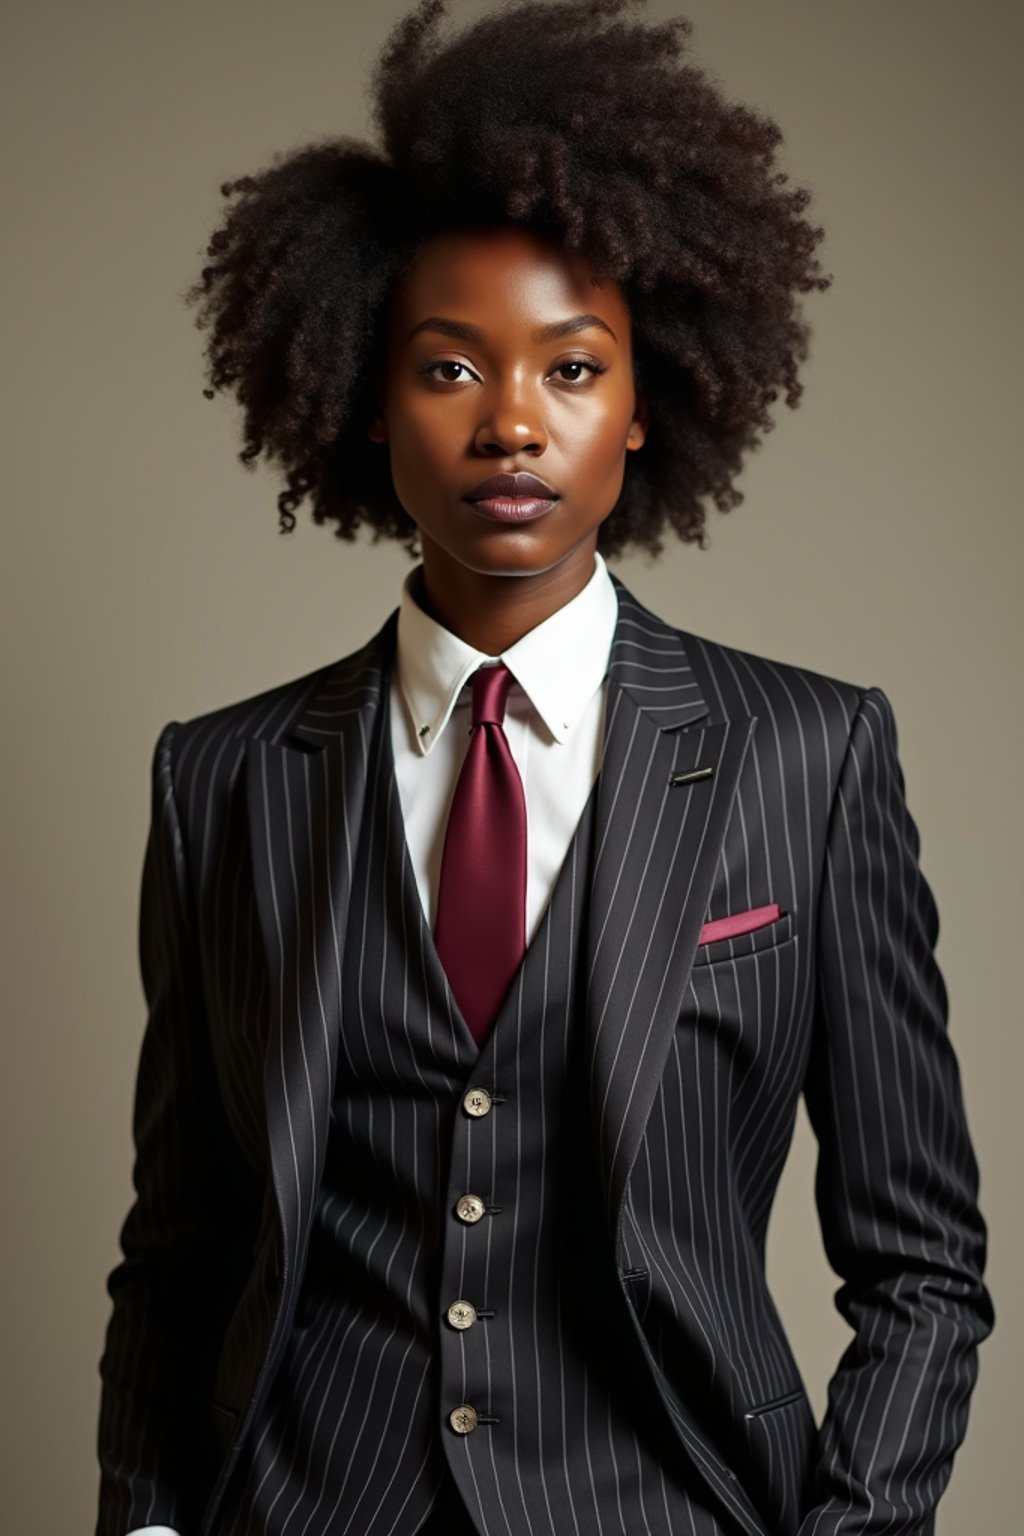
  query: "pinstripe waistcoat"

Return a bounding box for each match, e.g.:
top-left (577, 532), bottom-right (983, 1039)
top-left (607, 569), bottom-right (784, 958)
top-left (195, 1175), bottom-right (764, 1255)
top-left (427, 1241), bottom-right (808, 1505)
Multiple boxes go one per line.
top-left (96, 576), bottom-right (993, 1536)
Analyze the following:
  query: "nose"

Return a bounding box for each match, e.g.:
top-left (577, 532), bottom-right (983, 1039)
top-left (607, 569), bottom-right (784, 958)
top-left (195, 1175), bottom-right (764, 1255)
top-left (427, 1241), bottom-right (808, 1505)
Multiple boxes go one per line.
top-left (473, 378), bottom-right (548, 457)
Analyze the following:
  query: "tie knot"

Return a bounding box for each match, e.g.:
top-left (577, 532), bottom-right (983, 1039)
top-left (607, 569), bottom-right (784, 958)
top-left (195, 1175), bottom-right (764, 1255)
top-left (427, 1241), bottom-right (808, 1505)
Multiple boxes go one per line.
top-left (471, 662), bottom-right (514, 727)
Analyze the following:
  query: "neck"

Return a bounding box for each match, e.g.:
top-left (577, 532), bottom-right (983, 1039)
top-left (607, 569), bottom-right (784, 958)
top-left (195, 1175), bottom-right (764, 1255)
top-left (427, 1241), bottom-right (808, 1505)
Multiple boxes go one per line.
top-left (414, 537), bottom-right (598, 654)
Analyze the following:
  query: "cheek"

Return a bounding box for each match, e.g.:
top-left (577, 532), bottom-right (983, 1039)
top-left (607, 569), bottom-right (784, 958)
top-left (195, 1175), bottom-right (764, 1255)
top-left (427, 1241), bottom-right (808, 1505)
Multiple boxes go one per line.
top-left (386, 400), bottom-right (460, 493)
top-left (384, 397), bottom-right (471, 527)
top-left (555, 395), bottom-right (637, 472)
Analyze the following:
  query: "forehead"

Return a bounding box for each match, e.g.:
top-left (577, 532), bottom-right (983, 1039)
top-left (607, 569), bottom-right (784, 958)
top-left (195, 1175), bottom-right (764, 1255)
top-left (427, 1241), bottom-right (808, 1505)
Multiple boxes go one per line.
top-left (388, 224), bottom-right (631, 338)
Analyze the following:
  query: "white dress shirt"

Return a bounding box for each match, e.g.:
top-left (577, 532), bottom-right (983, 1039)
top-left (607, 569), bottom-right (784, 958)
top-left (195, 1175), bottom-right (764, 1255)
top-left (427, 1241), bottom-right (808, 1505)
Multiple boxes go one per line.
top-left (124, 550), bottom-right (619, 1536)
top-left (390, 549), bottom-right (618, 946)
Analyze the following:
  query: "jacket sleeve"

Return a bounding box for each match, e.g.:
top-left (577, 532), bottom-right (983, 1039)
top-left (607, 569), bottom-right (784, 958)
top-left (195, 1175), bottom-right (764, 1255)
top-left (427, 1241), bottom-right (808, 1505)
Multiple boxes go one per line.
top-left (96, 721), bottom-right (229, 1536)
top-left (797, 686), bottom-right (994, 1536)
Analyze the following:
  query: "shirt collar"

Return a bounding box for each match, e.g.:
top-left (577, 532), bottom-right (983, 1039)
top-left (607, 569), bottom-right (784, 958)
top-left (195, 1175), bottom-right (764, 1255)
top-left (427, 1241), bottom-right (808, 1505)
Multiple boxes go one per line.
top-left (395, 551), bottom-right (619, 755)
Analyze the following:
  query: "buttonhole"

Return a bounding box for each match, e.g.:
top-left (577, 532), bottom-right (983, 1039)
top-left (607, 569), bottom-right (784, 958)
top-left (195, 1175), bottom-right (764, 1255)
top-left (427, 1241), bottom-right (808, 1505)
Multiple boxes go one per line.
top-left (621, 1267), bottom-right (649, 1284)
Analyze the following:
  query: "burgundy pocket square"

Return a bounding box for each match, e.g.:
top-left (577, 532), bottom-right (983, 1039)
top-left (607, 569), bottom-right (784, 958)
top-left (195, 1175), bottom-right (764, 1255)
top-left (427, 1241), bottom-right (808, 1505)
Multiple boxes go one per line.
top-left (698, 903), bottom-right (782, 945)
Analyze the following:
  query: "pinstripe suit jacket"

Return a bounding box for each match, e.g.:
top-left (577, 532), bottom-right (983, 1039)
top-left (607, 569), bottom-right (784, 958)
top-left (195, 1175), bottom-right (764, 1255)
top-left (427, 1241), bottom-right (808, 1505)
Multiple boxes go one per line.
top-left (96, 575), bottom-right (993, 1536)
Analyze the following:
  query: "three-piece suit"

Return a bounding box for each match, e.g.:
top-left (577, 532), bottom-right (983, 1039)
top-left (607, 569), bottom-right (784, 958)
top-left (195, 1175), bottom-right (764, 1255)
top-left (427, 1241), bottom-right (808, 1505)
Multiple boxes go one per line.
top-left (96, 572), bottom-right (993, 1536)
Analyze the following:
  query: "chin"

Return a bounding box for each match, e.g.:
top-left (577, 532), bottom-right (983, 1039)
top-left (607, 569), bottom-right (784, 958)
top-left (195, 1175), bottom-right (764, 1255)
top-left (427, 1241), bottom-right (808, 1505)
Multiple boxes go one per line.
top-left (411, 500), bottom-right (603, 579)
top-left (458, 550), bottom-right (568, 580)
top-left (456, 531), bottom-right (584, 572)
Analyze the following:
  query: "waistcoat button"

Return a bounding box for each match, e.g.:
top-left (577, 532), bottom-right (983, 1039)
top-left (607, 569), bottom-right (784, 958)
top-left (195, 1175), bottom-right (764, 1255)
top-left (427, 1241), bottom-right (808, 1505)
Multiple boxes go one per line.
top-left (447, 1299), bottom-right (478, 1330)
top-left (449, 1403), bottom-right (479, 1434)
top-left (455, 1193), bottom-right (486, 1224)
top-left (462, 1086), bottom-right (492, 1117)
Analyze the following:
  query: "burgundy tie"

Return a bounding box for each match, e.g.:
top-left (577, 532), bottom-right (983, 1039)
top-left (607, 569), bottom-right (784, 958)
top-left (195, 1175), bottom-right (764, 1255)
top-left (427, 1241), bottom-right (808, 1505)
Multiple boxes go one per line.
top-left (434, 663), bottom-right (528, 1045)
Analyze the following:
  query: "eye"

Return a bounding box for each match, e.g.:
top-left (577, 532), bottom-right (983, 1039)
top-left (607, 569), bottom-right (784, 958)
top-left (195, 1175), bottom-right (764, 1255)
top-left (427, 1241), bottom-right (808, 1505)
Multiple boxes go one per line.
top-left (421, 359), bottom-right (479, 384)
top-left (419, 355), bottom-right (607, 387)
top-left (551, 357), bottom-right (607, 385)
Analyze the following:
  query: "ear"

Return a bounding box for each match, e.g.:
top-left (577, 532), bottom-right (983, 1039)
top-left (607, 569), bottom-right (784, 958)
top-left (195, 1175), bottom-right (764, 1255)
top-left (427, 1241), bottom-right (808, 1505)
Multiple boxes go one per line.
top-left (368, 411), bottom-right (387, 445)
top-left (626, 387), bottom-right (649, 451)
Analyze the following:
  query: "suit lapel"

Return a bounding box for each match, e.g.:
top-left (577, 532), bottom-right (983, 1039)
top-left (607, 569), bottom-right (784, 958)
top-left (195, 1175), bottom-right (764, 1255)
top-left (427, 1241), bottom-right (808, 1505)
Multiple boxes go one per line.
top-left (588, 578), bottom-right (756, 1227)
top-left (244, 610), bottom-right (397, 1375)
top-left (587, 578), bottom-right (765, 1536)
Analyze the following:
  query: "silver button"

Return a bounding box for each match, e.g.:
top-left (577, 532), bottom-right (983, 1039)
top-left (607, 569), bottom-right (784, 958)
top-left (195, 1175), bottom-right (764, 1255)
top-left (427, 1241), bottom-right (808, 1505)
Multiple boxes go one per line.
top-left (449, 1403), bottom-right (479, 1434)
top-left (455, 1193), bottom-right (486, 1224)
top-left (463, 1086), bottom-right (492, 1118)
top-left (447, 1299), bottom-right (478, 1330)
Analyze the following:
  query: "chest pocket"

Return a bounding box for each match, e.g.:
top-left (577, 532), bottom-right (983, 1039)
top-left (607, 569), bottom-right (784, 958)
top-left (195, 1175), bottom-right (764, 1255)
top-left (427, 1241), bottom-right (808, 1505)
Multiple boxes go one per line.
top-left (690, 906), bottom-right (794, 967)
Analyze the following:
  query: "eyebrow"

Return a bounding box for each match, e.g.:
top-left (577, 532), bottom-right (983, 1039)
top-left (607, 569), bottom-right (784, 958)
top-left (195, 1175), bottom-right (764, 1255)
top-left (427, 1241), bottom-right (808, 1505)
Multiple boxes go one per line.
top-left (406, 313), bottom-right (618, 346)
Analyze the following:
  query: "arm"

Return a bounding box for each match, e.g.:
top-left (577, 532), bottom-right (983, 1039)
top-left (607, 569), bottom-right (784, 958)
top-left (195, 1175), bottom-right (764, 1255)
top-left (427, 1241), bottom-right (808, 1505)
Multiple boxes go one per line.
top-left (798, 687), bottom-right (994, 1536)
top-left (96, 722), bottom-right (232, 1536)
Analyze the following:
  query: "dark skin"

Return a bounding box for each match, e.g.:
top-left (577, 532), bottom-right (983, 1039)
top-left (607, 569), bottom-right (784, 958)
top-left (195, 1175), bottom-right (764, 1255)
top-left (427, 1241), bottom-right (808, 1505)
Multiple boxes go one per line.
top-left (369, 225), bottom-right (648, 655)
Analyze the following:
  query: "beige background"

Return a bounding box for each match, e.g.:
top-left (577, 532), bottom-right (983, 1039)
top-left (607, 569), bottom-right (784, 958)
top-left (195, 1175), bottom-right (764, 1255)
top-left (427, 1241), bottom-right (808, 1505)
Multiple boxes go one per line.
top-left (2, 1), bottom-right (1020, 1529)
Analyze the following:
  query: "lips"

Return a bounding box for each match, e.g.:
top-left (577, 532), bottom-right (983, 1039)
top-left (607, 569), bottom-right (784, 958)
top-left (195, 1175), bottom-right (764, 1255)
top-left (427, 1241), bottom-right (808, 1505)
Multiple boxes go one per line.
top-left (464, 472), bottom-right (559, 502)
top-left (462, 470), bottom-right (560, 526)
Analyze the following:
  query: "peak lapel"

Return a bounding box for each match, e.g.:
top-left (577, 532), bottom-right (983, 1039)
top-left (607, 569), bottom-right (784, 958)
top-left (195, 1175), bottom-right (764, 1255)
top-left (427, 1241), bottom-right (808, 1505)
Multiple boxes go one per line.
top-left (587, 579), bottom-right (756, 1227)
top-left (244, 611), bottom-right (397, 1373)
top-left (586, 579), bottom-right (764, 1536)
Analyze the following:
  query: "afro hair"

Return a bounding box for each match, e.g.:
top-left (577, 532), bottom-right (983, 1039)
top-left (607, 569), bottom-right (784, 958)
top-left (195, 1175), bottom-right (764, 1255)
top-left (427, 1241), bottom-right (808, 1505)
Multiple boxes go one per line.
top-left (184, 0), bottom-right (832, 559)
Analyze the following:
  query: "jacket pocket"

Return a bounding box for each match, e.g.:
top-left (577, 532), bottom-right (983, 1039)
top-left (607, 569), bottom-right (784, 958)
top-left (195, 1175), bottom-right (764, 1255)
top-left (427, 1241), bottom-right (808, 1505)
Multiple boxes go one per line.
top-left (743, 1385), bottom-right (808, 1419)
top-left (691, 908), bottom-right (794, 967)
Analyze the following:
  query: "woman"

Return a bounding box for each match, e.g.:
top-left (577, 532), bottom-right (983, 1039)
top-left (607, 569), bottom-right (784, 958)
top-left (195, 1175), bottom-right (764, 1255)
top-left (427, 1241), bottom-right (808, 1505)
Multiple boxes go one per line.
top-left (96, 3), bottom-right (993, 1534)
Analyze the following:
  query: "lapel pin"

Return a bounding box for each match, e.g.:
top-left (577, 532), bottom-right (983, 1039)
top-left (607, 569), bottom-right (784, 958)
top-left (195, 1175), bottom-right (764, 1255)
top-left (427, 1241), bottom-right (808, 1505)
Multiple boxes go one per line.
top-left (669, 766), bottom-right (714, 786)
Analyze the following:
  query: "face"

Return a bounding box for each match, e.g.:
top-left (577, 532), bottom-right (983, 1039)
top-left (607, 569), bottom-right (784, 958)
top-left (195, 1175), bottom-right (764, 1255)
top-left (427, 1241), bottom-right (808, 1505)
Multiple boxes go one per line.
top-left (369, 224), bottom-right (647, 585)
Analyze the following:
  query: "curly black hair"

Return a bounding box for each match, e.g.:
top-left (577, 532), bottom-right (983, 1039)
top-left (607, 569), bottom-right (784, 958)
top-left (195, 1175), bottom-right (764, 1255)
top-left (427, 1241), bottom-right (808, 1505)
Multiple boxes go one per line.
top-left (184, 0), bottom-right (832, 560)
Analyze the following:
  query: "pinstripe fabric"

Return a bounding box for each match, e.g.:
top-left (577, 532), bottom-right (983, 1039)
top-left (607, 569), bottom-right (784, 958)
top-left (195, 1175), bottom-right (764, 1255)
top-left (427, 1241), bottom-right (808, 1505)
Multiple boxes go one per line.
top-left (215, 665), bottom-right (725, 1535)
top-left (97, 576), bottom-right (993, 1536)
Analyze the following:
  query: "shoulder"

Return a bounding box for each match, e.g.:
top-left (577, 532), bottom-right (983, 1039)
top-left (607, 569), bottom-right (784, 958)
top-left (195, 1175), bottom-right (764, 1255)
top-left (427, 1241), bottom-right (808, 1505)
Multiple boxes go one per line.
top-left (612, 577), bottom-right (875, 735)
top-left (152, 614), bottom-right (394, 797)
top-left (668, 626), bottom-right (903, 822)
top-left (164, 659), bottom-right (332, 757)
top-left (612, 578), bottom-right (900, 809)
top-left (680, 626), bottom-right (869, 732)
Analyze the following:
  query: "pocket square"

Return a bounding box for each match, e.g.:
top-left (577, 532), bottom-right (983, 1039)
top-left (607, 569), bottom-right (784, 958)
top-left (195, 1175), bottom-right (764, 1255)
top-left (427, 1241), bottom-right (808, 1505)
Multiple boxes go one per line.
top-left (698, 903), bottom-right (782, 946)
